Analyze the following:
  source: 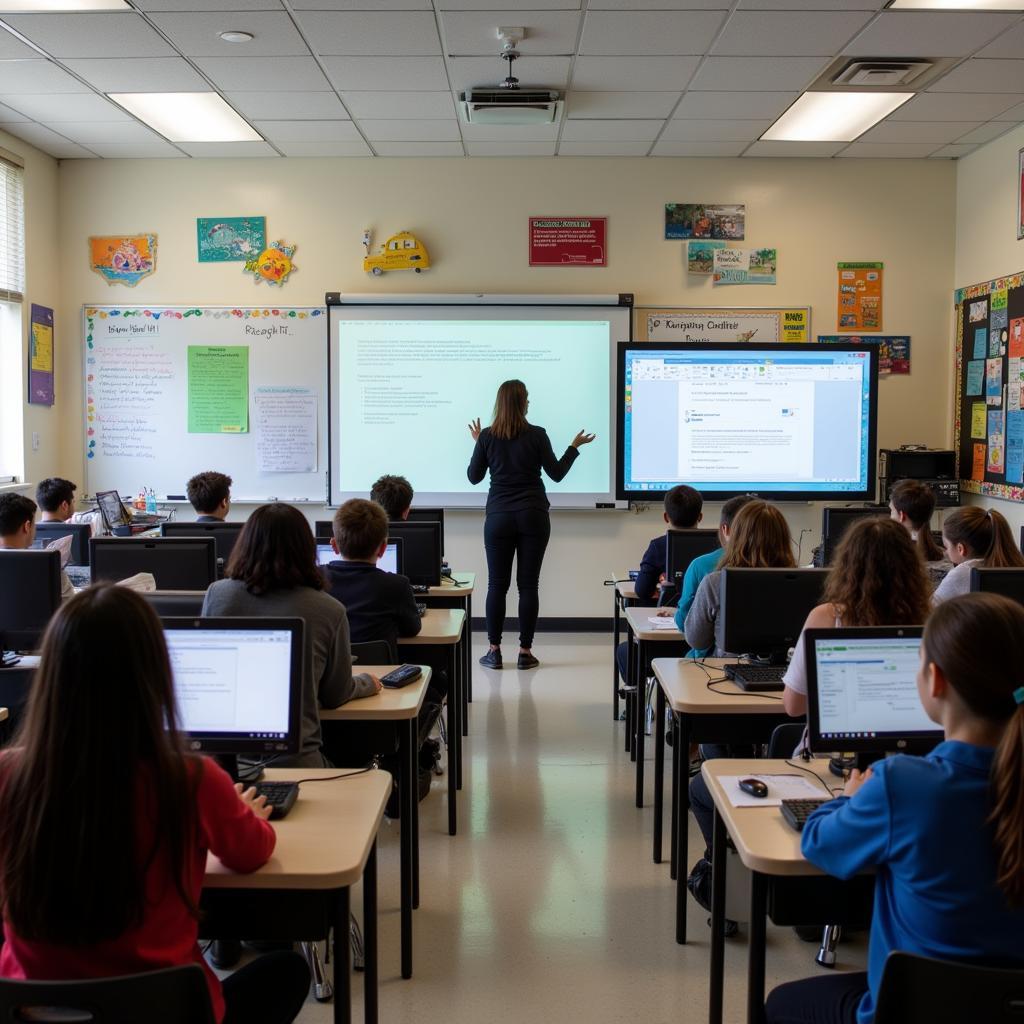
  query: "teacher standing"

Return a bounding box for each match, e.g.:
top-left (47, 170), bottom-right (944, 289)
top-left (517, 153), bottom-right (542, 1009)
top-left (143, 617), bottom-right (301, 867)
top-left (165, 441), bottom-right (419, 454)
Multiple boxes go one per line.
top-left (467, 379), bottom-right (595, 670)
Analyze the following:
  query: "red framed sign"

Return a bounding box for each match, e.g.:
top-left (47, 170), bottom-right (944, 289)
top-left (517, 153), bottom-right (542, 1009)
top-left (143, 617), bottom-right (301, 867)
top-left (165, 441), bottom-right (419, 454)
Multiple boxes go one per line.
top-left (528, 217), bottom-right (607, 267)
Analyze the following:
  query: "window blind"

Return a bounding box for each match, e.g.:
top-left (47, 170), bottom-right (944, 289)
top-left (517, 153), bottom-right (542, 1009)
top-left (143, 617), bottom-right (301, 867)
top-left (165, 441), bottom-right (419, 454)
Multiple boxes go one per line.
top-left (0, 158), bottom-right (24, 304)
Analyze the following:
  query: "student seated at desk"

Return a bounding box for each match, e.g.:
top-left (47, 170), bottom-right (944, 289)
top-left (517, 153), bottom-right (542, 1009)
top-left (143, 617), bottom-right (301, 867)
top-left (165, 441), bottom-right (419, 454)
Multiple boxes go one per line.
top-left (0, 494), bottom-right (74, 602)
top-left (202, 503), bottom-right (380, 768)
top-left (889, 478), bottom-right (951, 586)
top-left (933, 506), bottom-right (1024, 604)
top-left (35, 477), bottom-right (77, 523)
top-left (370, 473), bottom-right (413, 521)
top-left (187, 470), bottom-right (232, 523)
top-left (765, 592), bottom-right (1024, 1024)
top-left (0, 585), bottom-right (310, 1024)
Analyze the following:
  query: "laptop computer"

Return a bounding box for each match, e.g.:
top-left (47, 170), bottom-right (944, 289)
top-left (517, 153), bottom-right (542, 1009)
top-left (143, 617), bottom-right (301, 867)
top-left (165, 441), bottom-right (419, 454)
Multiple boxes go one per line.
top-left (94, 490), bottom-right (161, 535)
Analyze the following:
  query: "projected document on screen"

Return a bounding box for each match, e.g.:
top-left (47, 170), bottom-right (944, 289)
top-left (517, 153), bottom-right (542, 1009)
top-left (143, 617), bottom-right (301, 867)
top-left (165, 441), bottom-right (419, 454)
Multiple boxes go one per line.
top-left (619, 344), bottom-right (876, 500)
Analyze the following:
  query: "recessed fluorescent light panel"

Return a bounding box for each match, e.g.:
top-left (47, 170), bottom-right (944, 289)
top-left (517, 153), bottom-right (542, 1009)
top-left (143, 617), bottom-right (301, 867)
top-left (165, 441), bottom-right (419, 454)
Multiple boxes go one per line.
top-left (888, 1), bottom-right (1024, 8)
top-left (0, 1), bottom-right (129, 9)
top-left (762, 92), bottom-right (913, 143)
top-left (107, 92), bottom-right (262, 143)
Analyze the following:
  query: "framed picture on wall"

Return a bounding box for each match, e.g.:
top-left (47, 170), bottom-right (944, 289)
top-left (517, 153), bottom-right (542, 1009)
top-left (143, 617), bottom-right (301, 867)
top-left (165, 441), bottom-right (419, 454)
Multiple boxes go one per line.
top-left (1019, 147), bottom-right (1024, 241)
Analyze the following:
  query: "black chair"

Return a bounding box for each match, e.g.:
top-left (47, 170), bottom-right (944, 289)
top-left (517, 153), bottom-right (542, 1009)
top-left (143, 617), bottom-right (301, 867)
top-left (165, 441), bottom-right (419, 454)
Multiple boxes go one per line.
top-left (874, 951), bottom-right (1024, 1023)
top-left (351, 639), bottom-right (397, 665)
top-left (767, 722), bottom-right (806, 758)
top-left (0, 964), bottom-right (214, 1023)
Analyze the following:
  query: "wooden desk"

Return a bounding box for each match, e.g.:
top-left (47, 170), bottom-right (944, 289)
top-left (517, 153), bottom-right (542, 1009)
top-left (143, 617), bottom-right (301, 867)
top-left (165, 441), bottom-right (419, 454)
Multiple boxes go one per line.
top-left (399, 608), bottom-right (466, 837)
top-left (203, 767), bottom-right (391, 1024)
top-left (651, 658), bottom-right (789, 944)
top-left (423, 571), bottom-right (475, 722)
top-left (322, 666), bottom-right (429, 980)
top-left (611, 574), bottom-right (638, 721)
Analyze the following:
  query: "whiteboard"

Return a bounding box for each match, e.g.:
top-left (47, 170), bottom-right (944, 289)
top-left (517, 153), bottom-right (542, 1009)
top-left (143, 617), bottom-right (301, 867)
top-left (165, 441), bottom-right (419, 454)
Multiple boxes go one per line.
top-left (84, 305), bottom-right (328, 502)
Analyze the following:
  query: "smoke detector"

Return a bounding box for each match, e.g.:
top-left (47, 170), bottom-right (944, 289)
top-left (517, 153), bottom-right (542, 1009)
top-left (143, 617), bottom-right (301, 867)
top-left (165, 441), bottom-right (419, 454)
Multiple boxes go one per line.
top-left (832, 60), bottom-right (933, 87)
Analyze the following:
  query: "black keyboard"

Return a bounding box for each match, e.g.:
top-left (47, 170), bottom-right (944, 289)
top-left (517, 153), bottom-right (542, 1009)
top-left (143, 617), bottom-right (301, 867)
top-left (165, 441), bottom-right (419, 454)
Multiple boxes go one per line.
top-left (253, 781), bottom-right (299, 820)
top-left (723, 663), bottom-right (786, 691)
top-left (780, 798), bottom-right (830, 832)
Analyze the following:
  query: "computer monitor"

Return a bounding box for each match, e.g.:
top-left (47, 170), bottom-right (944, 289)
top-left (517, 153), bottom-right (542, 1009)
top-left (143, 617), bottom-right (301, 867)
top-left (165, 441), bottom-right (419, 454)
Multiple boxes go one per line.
top-left (33, 521), bottom-right (92, 565)
top-left (0, 549), bottom-right (62, 651)
top-left (666, 529), bottom-right (720, 584)
top-left (316, 538), bottom-right (404, 574)
top-left (970, 566), bottom-right (1024, 607)
top-left (142, 591), bottom-right (207, 619)
top-left (90, 537), bottom-right (217, 591)
top-left (821, 505), bottom-right (890, 566)
top-left (403, 507), bottom-right (445, 552)
top-left (162, 617), bottom-right (303, 758)
top-left (720, 567), bottom-right (829, 664)
top-left (805, 626), bottom-right (940, 755)
top-left (161, 521), bottom-right (245, 566)
top-left (314, 520), bottom-right (333, 541)
top-left (386, 521), bottom-right (441, 586)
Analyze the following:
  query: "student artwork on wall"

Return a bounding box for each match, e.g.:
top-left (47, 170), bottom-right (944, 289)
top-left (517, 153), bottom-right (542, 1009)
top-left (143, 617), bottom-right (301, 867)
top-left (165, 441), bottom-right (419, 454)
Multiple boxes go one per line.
top-left (243, 240), bottom-right (296, 286)
top-left (197, 216), bottom-right (266, 262)
top-left (664, 204), bottom-right (744, 241)
top-left (687, 241), bottom-right (726, 275)
top-left (837, 262), bottom-right (882, 331)
top-left (818, 335), bottom-right (910, 375)
top-left (88, 234), bottom-right (157, 287)
top-left (712, 247), bottom-right (776, 286)
top-left (28, 303), bottom-right (54, 405)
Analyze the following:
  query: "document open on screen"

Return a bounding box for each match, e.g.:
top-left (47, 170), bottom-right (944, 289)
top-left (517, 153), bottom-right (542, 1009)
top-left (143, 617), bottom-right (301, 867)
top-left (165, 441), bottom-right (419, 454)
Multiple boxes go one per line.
top-left (165, 628), bottom-right (292, 739)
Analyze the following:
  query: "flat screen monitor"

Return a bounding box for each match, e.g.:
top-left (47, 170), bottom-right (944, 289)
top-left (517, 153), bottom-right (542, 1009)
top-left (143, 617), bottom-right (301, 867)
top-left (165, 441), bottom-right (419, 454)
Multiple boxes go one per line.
top-left (617, 342), bottom-right (879, 501)
top-left (162, 617), bottom-right (303, 757)
top-left (90, 537), bottom-right (217, 591)
top-left (970, 566), bottom-right (1024, 607)
top-left (314, 520), bottom-right (332, 541)
top-left (403, 507), bottom-right (445, 552)
top-left (33, 521), bottom-right (91, 565)
top-left (161, 521), bottom-right (244, 565)
top-left (386, 521), bottom-right (441, 586)
top-left (720, 567), bottom-right (829, 664)
top-left (821, 505), bottom-right (890, 565)
top-left (316, 539), bottom-right (403, 575)
top-left (142, 591), bottom-right (207, 619)
top-left (666, 529), bottom-right (720, 584)
top-left (0, 549), bottom-right (61, 651)
top-left (805, 627), bottom-right (940, 754)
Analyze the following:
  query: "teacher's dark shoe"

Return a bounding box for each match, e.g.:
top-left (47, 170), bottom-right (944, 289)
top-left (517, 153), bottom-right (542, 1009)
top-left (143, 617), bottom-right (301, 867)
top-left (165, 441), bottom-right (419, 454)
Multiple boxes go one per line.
top-left (479, 649), bottom-right (503, 669)
top-left (516, 652), bottom-right (540, 670)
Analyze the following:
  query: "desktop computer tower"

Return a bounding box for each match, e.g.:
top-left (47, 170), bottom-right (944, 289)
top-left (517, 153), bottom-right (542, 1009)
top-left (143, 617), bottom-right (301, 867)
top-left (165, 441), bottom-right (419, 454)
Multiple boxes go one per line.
top-left (879, 448), bottom-right (959, 507)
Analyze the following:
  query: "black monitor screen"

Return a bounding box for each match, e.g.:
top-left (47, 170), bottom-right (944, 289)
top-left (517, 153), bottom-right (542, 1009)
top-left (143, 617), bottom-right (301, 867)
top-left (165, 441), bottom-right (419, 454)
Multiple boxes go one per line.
top-left (90, 537), bottom-right (217, 590)
top-left (0, 549), bottom-right (62, 650)
top-left (666, 529), bottom-right (720, 583)
top-left (404, 507), bottom-right (445, 552)
top-left (33, 522), bottom-right (92, 565)
top-left (386, 521), bottom-right (441, 586)
top-left (314, 520), bottom-right (332, 541)
top-left (970, 566), bottom-right (1024, 608)
top-left (720, 567), bottom-right (829, 663)
top-left (821, 505), bottom-right (890, 565)
top-left (161, 521), bottom-right (244, 565)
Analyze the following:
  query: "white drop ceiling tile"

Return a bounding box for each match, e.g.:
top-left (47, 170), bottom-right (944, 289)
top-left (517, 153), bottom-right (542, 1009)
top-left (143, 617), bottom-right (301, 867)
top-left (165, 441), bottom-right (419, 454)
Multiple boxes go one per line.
top-left (837, 142), bottom-right (943, 158)
top-left (0, 101), bottom-right (26, 122)
top-left (436, 0), bottom-right (577, 8)
top-left (252, 119), bottom-right (360, 142)
top-left (557, 140), bottom-right (651, 155)
top-left (293, 0), bottom-right (429, 8)
top-left (953, 121), bottom-right (1014, 145)
top-left (570, 56), bottom-right (699, 92)
top-left (0, 29), bottom-right (41, 59)
top-left (86, 140), bottom-right (187, 158)
top-left (975, 20), bottom-right (1024, 59)
top-left (63, 57), bottom-right (209, 92)
top-left (341, 91), bottom-right (455, 118)
top-left (360, 118), bottom-right (462, 141)
top-left (661, 118), bottom-right (771, 141)
top-left (41, 120), bottom-right (161, 144)
top-left (0, 121), bottom-right (95, 157)
top-left (588, 0), bottom-right (728, 7)
top-left (930, 144), bottom-right (977, 159)
top-left (193, 56), bottom-right (330, 92)
top-left (275, 140), bottom-right (373, 156)
top-left (712, 11), bottom-right (875, 56)
top-left (929, 60), bottom-right (1024, 93)
top-left (373, 141), bottom-right (463, 155)
top-left (148, 12), bottom-right (309, 57)
top-left (567, 91), bottom-right (680, 119)
top-left (132, 0), bottom-right (283, 9)
top-left (844, 12), bottom-right (1019, 58)
top-left (0, 60), bottom-right (94, 93)
top-left (459, 122), bottom-right (560, 141)
top-left (689, 56), bottom-right (828, 91)
top-left (560, 118), bottom-right (663, 141)
top-left (322, 55), bottom-right (448, 91)
top-left (440, 11), bottom-right (580, 57)
top-left (0, 92), bottom-right (129, 121)
top-left (294, 11), bottom-right (441, 55)
top-left (650, 140), bottom-right (747, 156)
top-left (226, 91), bottom-right (346, 120)
top-left (739, 0), bottom-right (884, 7)
top-left (447, 56), bottom-right (570, 92)
top-left (466, 141), bottom-right (557, 156)
top-left (673, 91), bottom-right (797, 120)
top-left (995, 100), bottom-right (1024, 122)
top-left (580, 11), bottom-right (726, 55)
top-left (857, 120), bottom-right (981, 144)
top-left (890, 92), bottom-right (1024, 121)
top-left (743, 140), bottom-right (845, 156)
top-left (1, 13), bottom-right (175, 58)
top-left (176, 141), bottom-right (279, 157)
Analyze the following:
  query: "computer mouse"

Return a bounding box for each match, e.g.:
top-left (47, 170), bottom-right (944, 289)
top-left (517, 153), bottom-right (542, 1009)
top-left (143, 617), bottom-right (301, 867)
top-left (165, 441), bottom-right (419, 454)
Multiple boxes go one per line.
top-left (739, 777), bottom-right (769, 799)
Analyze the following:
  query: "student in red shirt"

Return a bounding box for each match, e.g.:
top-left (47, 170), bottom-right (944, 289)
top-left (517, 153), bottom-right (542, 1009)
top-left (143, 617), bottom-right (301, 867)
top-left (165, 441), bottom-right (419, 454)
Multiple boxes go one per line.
top-left (0, 584), bottom-right (311, 1024)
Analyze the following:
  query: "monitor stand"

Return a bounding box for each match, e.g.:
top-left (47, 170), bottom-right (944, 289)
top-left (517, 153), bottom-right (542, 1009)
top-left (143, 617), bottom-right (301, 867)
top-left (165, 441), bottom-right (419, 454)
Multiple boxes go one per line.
top-left (214, 753), bottom-right (266, 786)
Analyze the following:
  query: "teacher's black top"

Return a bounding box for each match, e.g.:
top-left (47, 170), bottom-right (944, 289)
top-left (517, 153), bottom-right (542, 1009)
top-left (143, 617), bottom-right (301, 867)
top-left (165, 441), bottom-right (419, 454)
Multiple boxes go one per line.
top-left (467, 425), bottom-right (578, 514)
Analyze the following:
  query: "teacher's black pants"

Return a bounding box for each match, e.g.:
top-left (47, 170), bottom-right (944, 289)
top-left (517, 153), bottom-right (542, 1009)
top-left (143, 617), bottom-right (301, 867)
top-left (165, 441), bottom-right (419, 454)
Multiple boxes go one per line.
top-left (483, 509), bottom-right (551, 649)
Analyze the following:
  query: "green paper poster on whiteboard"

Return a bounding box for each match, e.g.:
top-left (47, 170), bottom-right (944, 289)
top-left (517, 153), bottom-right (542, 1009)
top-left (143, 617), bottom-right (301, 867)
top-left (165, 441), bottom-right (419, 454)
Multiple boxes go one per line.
top-left (187, 345), bottom-right (249, 433)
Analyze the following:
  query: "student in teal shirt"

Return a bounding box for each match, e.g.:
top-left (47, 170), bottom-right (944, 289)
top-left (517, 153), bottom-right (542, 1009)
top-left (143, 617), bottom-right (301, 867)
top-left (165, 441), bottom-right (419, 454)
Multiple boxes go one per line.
top-left (765, 592), bottom-right (1024, 1024)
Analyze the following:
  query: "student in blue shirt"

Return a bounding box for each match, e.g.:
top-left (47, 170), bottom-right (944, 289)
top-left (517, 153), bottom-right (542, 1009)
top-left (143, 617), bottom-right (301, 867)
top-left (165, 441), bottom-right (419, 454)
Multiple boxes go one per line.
top-left (765, 591), bottom-right (1024, 1024)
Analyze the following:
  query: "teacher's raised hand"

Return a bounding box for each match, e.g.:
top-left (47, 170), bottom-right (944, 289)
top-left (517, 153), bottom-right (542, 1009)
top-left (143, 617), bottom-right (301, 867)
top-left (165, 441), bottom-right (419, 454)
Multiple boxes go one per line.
top-left (468, 417), bottom-right (482, 441)
top-left (571, 429), bottom-right (596, 449)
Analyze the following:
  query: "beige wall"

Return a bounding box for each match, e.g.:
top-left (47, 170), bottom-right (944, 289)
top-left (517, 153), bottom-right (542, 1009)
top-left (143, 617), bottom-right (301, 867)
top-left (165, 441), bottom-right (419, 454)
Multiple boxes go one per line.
top-left (55, 155), bottom-right (957, 617)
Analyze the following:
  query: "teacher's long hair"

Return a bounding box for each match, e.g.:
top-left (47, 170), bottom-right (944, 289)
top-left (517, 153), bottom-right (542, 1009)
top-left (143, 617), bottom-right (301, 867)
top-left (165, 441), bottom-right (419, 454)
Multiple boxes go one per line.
top-left (491, 379), bottom-right (529, 440)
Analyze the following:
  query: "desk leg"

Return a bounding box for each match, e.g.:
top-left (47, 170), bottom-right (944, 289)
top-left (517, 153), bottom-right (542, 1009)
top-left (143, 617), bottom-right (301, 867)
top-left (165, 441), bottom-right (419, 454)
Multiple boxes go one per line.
top-left (363, 842), bottom-right (378, 1024)
top-left (670, 711), bottom-right (679, 882)
top-left (335, 886), bottom-right (351, 1024)
top-left (410, 719), bottom-right (420, 911)
top-left (400, 719), bottom-right (413, 980)
top-left (625, 623), bottom-right (636, 755)
top-left (460, 620), bottom-right (469, 739)
top-left (653, 682), bottom-right (665, 863)
top-left (612, 594), bottom-right (621, 721)
top-left (676, 714), bottom-right (692, 944)
top-left (447, 648), bottom-right (458, 837)
top-left (466, 593), bottom-right (473, 704)
top-left (635, 639), bottom-right (648, 807)
top-left (450, 646), bottom-right (463, 789)
top-left (708, 809), bottom-right (727, 1024)
top-left (747, 873), bottom-right (768, 1024)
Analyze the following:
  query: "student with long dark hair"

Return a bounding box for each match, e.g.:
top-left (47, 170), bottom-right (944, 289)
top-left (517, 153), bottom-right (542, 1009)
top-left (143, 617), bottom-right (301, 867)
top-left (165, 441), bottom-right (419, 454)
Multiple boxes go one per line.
top-left (933, 505), bottom-right (1024, 603)
top-left (0, 585), bottom-right (310, 1023)
top-left (467, 379), bottom-right (595, 670)
top-left (765, 592), bottom-right (1024, 1024)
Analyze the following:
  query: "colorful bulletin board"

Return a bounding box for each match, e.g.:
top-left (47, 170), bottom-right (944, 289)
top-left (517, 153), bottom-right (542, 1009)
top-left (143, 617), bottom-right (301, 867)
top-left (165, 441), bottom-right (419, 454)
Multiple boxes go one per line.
top-left (635, 306), bottom-right (809, 343)
top-left (954, 271), bottom-right (1024, 500)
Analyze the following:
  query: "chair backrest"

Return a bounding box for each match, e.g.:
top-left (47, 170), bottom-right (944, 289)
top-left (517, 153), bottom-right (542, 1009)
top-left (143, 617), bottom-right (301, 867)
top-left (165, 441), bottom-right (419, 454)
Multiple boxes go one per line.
top-left (0, 965), bottom-right (215, 1024)
top-left (767, 723), bottom-right (806, 759)
top-left (874, 951), bottom-right (1024, 1024)
top-left (351, 639), bottom-right (398, 666)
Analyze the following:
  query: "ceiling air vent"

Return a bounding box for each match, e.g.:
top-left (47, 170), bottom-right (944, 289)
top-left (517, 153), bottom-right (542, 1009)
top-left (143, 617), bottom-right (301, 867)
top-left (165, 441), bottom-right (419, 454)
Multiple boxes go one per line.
top-left (832, 60), bottom-right (933, 88)
top-left (459, 89), bottom-right (563, 125)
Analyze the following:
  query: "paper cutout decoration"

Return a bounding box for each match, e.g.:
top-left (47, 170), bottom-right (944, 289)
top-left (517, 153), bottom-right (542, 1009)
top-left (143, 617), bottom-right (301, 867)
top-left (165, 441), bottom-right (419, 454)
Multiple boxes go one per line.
top-left (89, 234), bottom-right (157, 287)
top-left (243, 240), bottom-right (296, 286)
top-left (197, 216), bottom-right (266, 262)
top-left (363, 230), bottom-right (430, 275)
